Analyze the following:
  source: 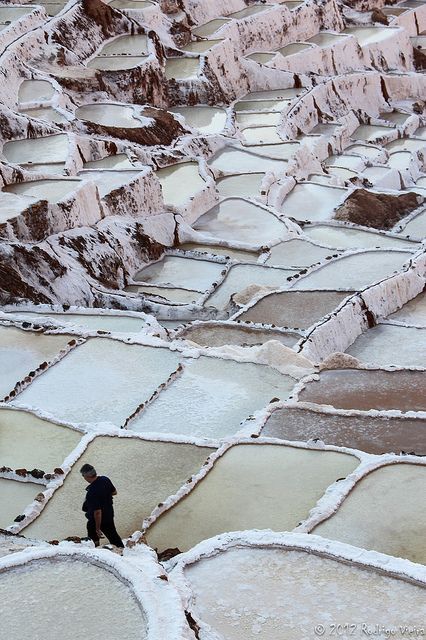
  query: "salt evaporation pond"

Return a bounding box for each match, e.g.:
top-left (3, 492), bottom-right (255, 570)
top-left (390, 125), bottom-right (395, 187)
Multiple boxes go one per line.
top-left (5, 179), bottom-right (80, 204)
top-left (293, 250), bottom-right (411, 290)
top-left (182, 546), bottom-right (426, 640)
top-left (242, 126), bottom-right (283, 145)
top-left (238, 290), bottom-right (350, 329)
top-left (95, 34), bottom-right (148, 55)
top-left (23, 436), bottom-right (213, 540)
top-left (165, 57), bottom-right (200, 80)
top-left (307, 32), bottom-right (347, 46)
top-left (263, 406), bottom-right (426, 455)
top-left (240, 89), bottom-right (302, 101)
top-left (0, 326), bottom-right (70, 398)
top-left (14, 338), bottom-right (180, 425)
top-left (145, 444), bottom-right (358, 551)
top-left (280, 183), bottom-right (348, 221)
top-left (180, 243), bottom-right (259, 262)
top-left (0, 478), bottom-right (39, 529)
top-left (134, 255), bottom-right (223, 290)
top-left (400, 209), bottom-right (426, 238)
top-left (386, 138), bottom-right (426, 152)
top-left (314, 463), bottom-right (426, 564)
top-left (2, 133), bottom-right (69, 165)
top-left (303, 224), bottom-right (416, 249)
top-left (389, 292), bottom-right (426, 325)
top-left (228, 4), bottom-right (274, 18)
top-left (234, 98), bottom-right (291, 112)
top-left (325, 154), bottom-right (364, 171)
top-left (0, 408), bottom-right (81, 471)
top-left (156, 162), bottom-right (205, 206)
top-left (345, 143), bottom-right (382, 159)
top-left (87, 56), bottom-right (148, 70)
top-left (351, 125), bottom-right (394, 142)
top-left (344, 26), bottom-right (399, 45)
top-left (216, 173), bottom-right (264, 198)
top-left (193, 198), bottom-right (287, 245)
top-left (245, 142), bottom-right (299, 159)
top-left (84, 154), bottom-right (137, 169)
top-left (21, 107), bottom-right (68, 124)
top-left (176, 323), bottom-right (301, 348)
top-left (4, 311), bottom-right (147, 333)
top-left (18, 79), bottom-right (55, 102)
top-left (76, 104), bottom-right (143, 128)
top-left (346, 324), bottom-right (426, 366)
top-left (208, 146), bottom-right (285, 174)
top-left (181, 39), bottom-right (223, 54)
top-left (278, 42), bottom-right (313, 56)
top-left (206, 264), bottom-right (294, 311)
top-left (129, 356), bottom-right (295, 439)
top-left (299, 369), bottom-right (426, 412)
top-left (192, 18), bottom-right (230, 38)
top-left (126, 284), bottom-right (202, 304)
top-left (0, 558), bottom-right (147, 640)
top-left (236, 111), bottom-right (281, 127)
top-left (265, 239), bottom-right (334, 267)
top-left (170, 106), bottom-right (226, 133)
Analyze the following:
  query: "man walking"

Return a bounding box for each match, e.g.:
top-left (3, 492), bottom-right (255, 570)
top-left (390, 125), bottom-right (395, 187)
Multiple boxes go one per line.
top-left (80, 463), bottom-right (124, 549)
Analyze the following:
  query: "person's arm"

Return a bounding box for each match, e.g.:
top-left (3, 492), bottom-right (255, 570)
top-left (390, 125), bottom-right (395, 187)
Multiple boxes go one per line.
top-left (94, 509), bottom-right (103, 538)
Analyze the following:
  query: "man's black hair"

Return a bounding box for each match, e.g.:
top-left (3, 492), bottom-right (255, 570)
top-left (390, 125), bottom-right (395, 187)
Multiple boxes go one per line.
top-left (80, 464), bottom-right (96, 477)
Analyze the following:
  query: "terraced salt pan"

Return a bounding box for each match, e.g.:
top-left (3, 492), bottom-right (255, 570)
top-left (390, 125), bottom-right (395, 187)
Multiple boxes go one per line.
top-left (299, 369), bottom-right (426, 412)
top-left (343, 26), bottom-right (399, 45)
top-left (156, 163), bottom-right (205, 206)
top-left (170, 106), bottom-right (226, 134)
top-left (389, 292), bottom-right (426, 325)
top-left (307, 32), bottom-right (347, 46)
top-left (145, 444), bottom-right (358, 552)
top-left (21, 107), bottom-right (68, 124)
top-left (303, 225), bottom-right (415, 249)
top-left (293, 250), bottom-right (411, 290)
top-left (351, 125), bottom-right (394, 142)
top-left (125, 285), bottom-right (202, 304)
top-left (363, 166), bottom-right (393, 184)
top-left (346, 324), bottom-right (426, 367)
top-left (387, 151), bottom-right (413, 170)
top-left (216, 173), bottom-right (264, 198)
top-left (280, 184), bottom-right (347, 222)
top-left (180, 243), bottom-right (259, 262)
top-left (227, 4), bottom-right (274, 18)
top-left (96, 34), bottom-right (148, 55)
top-left (130, 356), bottom-right (295, 439)
top-left (18, 80), bottom-right (55, 102)
top-left (0, 6), bottom-right (34, 21)
top-left (24, 436), bottom-right (213, 540)
top-left (176, 323), bottom-right (301, 348)
top-left (236, 111), bottom-right (281, 127)
top-left (14, 338), bottom-right (180, 425)
top-left (192, 18), bottom-right (230, 38)
top-left (134, 255), bottom-right (223, 291)
top-left (181, 39), bottom-right (223, 54)
top-left (0, 326), bottom-right (71, 399)
top-left (246, 142), bottom-right (299, 160)
top-left (238, 290), bottom-right (350, 329)
top-left (265, 239), bottom-right (334, 268)
top-left (263, 406), bottom-right (426, 455)
top-left (84, 154), bottom-right (138, 169)
top-left (87, 56), bottom-right (148, 70)
top-left (5, 179), bottom-right (81, 204)
top-left (2, 134), bottom-right (68, 165)
top-left (183, 546), bottom-right (426, 640)
top-left (79, 170), bottom-right (140, 197)
top-left (165, 58), bottom-right (200, 80)
top-left (247, 88), bottom-right (303, 103)
top-left (234, 98), bottom-right (291, 112)
top-left (345, 144), bottom-right (382, 160)
top-left (314, 464), bottom-right (426, 564)
top-left (242, 126), bottom-right (283, 145)
top-left (76, 104), bottom-right (147, 128)
top-left (326, 167), bottom-right (357, 181)
top-left (325, 154), bottom-right (364, 170)
top-left (0, 408), bottom-right (81, 471)
top-left (208, 147), bottom-right (285, 174)
top-left (0, 192), bottom-right (38, 223)
top-left (386, 138), bottom-right (426, 152)
top-left (379, 111), bottom-right (410, 125)
top-left (246, 52), bottom-right (275, 64)
top-left (193, 198), bottom-right (286, 245)
top-left (400, 209), bottom-right (426, 238)
top-left (0, 559), bottom-right (147, 640)
top-left (109, 0), bottom-right (154, 7)
top-left (206, 264), bottom-right (294, 311)
top-left (278, 42), bottom-right (313, 56)
top-left (0, 478), bottom-right (39, 529)
top-left (5, 311), bottom-right (148, 333)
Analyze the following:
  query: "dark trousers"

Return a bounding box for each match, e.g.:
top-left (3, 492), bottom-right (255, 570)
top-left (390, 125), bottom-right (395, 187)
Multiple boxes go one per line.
top-left (87, 517), bottom-right (124, 548)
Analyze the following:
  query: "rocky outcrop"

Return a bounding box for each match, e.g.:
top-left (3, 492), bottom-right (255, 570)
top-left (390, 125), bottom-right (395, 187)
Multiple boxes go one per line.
top-left (334, 189), bottom-right (423, 230)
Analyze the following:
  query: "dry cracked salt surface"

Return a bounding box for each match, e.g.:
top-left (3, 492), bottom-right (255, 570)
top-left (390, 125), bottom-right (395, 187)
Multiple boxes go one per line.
top-left (0, 0), bottom-right (425, 636)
